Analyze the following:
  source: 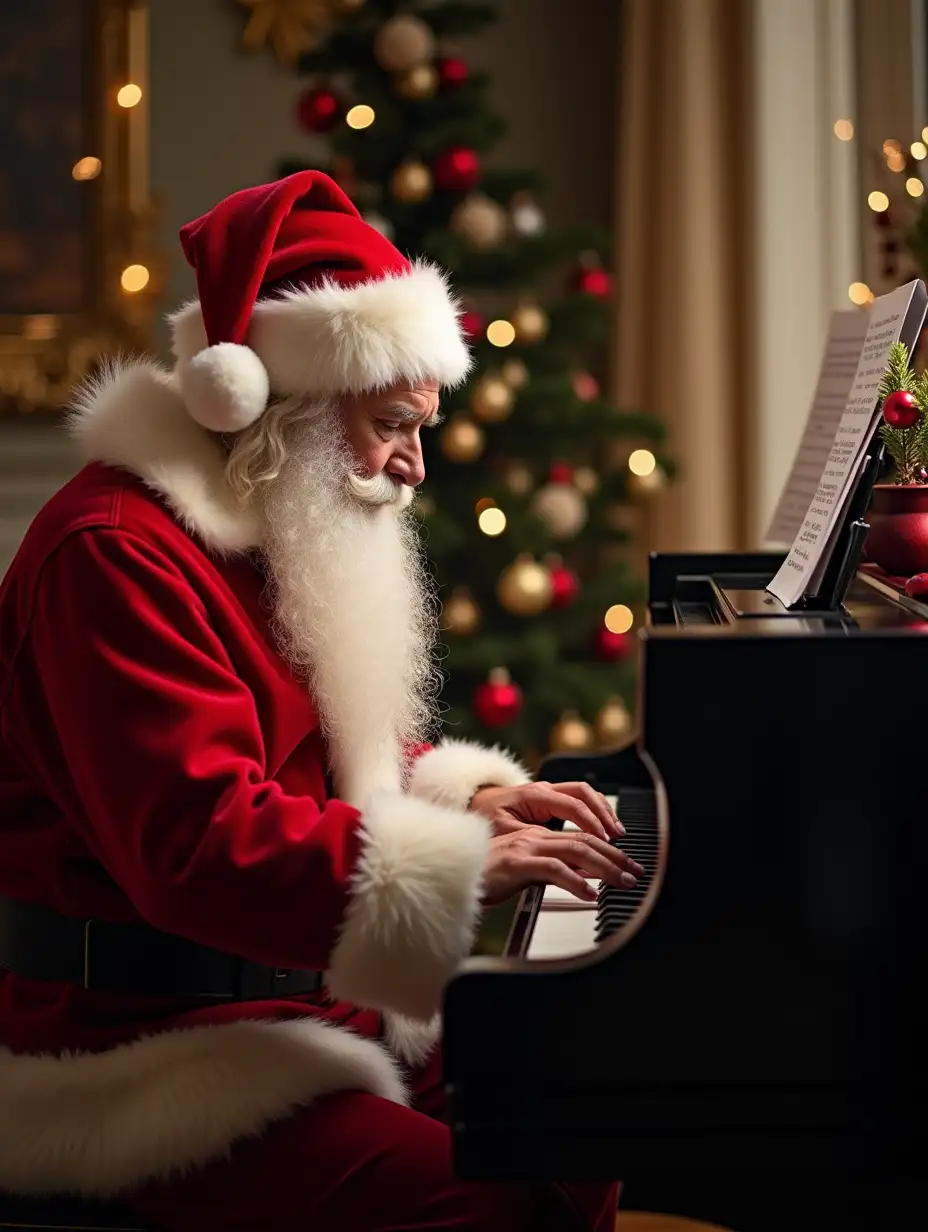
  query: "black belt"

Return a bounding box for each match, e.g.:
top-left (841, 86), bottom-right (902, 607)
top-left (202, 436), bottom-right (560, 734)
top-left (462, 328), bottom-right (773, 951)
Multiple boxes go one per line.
top-left (0, 896), bottom-right (323, 1001)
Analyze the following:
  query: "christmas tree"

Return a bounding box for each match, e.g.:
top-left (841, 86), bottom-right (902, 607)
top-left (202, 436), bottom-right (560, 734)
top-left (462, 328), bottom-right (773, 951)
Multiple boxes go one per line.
top-left (238, 0), bottom-right (672, 762)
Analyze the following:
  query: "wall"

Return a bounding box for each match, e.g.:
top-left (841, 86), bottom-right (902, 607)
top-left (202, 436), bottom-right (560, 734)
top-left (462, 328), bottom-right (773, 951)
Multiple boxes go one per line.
top-left (149, 0), bottom-right (619, 356)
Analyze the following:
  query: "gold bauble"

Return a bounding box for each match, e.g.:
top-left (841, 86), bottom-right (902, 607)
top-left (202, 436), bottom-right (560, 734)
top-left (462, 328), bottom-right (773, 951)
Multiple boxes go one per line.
top-left (501, 357), bottom-right (528, 389)
top-left (373, 13), bottom-right (435, 72)
top-left (549, 710), bottom-right (595, 753)
top-left (504, 461), bottom-right (534, 496)
top-left (573, 465), bottom-right (599, 496)
top-left (440, 415), bottom-right (485, 462)
top-left (530, 482), bottom-right (588, 540)
top-left (391, 160), bottom-right (432, 203)
top-left (496, 554), bottom-right (553, 616)
top-left (629, 466), bottom-right (667, 498)
top-left (511, 301), bottom-right (549, 345)
top-left (595, 697), bottom-right (633, 747)
top-left (471, 374), bottom-right (515, 423)
top-left (441, 586), bottom-right (481, 636)
top-left (450, 194), bottom-right (508, 250)
top-left (394, 63), bottom-right (438, 100)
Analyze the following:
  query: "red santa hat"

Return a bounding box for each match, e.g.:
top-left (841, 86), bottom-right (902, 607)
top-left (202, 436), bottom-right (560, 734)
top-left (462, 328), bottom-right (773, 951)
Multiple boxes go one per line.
top-left (170, 171), bottom-right (472, 433)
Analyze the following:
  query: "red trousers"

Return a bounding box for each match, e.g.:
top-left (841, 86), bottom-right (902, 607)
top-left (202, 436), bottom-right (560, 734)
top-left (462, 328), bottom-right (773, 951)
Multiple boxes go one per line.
top-left (124, 1045), bottom-right (619, 1231)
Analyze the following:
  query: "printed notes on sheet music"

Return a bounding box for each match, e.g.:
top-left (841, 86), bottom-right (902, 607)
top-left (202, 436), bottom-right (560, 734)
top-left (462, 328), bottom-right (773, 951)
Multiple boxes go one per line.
top-left (767, 280), bottom-right (928, 608)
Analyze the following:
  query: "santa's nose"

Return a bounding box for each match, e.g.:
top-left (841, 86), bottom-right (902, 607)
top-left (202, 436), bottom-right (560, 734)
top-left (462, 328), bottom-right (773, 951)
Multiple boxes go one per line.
top-left (389, 443), bottom-right (425, 487)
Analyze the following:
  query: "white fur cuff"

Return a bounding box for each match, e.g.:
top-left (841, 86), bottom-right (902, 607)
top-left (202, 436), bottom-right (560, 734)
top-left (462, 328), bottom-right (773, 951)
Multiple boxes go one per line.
top-left (407, 738), bottom-right (531, 812)
top-left (326, 793), bottom-right (491, 1021)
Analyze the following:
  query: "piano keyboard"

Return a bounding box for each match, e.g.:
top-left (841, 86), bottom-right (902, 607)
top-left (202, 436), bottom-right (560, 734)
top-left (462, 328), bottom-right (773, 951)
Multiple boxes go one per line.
top-left (525, 788), bottom-right (658, 959)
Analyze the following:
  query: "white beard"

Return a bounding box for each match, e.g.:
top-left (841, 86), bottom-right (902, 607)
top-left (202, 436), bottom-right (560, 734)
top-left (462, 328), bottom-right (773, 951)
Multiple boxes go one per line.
top-left (261, 407), bottom-right (441, 805)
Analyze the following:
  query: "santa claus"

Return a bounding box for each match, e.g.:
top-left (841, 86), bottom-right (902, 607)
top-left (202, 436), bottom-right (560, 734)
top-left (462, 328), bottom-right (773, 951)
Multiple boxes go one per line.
top-left (0, 172), bottom-right (639, 1230)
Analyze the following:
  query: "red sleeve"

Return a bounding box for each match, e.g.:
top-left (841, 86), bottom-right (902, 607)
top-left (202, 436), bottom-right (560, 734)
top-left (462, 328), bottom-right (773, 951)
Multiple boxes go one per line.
top-left (11, 527), bottom-right (362, 971)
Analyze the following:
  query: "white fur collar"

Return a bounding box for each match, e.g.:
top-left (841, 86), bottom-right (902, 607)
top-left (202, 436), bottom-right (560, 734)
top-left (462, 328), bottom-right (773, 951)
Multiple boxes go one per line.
top-left (69, 362), bottom-right (263, 554)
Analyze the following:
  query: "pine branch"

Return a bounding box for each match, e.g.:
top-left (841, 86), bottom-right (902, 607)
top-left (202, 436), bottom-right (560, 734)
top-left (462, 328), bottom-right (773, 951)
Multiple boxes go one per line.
top-left (877, 341), bottom-right (915, 398)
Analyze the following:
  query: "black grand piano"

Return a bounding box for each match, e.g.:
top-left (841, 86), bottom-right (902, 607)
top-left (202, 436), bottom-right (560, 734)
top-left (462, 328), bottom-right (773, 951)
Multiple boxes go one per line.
top-left (444, 522), bottom-right (925, 1227)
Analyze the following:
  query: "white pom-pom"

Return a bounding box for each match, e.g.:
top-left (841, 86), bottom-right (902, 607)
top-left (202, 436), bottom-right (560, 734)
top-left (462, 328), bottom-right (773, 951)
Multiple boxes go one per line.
top-left (178, 343), bottom-right (269, 433)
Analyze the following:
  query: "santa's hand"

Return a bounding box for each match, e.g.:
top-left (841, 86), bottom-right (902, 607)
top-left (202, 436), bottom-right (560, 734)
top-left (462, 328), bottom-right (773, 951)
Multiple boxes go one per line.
top-left (481, 827), bottom-right (643, 907)
top-left (470, 781), bottom-right (624, 840)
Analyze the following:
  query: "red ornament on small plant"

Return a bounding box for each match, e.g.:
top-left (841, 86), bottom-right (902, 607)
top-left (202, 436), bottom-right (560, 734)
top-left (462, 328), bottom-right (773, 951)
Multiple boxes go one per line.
top-left (548, 560), bottom-right (580, 609)
top-left (437, 56), bottom-right (469, 89)
top-left (548, 461), bottom-right (574, 485)
top-left (459, 309), bottom-right (484, 342)
top-left (296, 86), bottom-right (342, 134)
top-left (882, 389), bottom-right (920, 429)
top-left (433, 146), bottom-right (480, 193)
top-left (593, 627), bottom-right (630, 661)
top-left (473, 668), bottom-right (523, 727)
top-left (574, 267), bottom-right (613, 299)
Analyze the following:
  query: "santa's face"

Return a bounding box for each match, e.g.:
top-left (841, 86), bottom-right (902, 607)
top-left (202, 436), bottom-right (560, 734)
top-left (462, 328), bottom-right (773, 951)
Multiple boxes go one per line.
top-left (338, 378), bottom-right (440, 491)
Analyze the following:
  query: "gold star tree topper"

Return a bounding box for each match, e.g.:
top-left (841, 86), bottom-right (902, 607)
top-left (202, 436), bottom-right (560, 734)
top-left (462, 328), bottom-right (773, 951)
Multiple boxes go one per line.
top-left (237, 0), bottom-right (338, 66)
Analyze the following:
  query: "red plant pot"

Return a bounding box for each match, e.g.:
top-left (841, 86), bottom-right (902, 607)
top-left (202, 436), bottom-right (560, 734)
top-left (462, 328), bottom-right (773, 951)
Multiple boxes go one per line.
top-left (864, 483), bottom-right (928, 576)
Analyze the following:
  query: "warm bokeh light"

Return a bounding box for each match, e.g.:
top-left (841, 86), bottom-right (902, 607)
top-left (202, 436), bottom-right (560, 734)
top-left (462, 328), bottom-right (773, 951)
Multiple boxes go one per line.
top-left (487, 319), bottom-right (516, 347)
top-left (346, 104), bottom-right (374, 129)
top-left (907, 177), bottom-right (925, 197)
top-left (887, 151), bottom-right (906, 172)
top-left (912, 141), bottom-right (927, 160)
top-left (120, 264), bottom-right (150, 293)
top-left (604, 604), bottom-right (634, 634)
top-left (833, 119), bottom-right (854, 141)
top-left (628, 448), bottom-right (656, 476)
top-left (116, 84), bottom-right (142, 108)
top-left (72, 156), bottom-right (102, 181)
top-left (883, 138), bottom-right (902, 155)
top-left (474, 497), bottom-right (496, 515)
top-left (848, 281), bottom-right (871, 306)
top-left (478, 507), bottom-right (507, 536)
top-left (867, 190), bottom-right (890, 212)
top-left (24, 315), bottom-right (57, 341)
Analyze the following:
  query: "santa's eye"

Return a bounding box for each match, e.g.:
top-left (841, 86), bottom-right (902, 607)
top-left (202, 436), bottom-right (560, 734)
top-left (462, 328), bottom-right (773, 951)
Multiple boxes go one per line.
top-left (376, 420), bottom-right (400, 438)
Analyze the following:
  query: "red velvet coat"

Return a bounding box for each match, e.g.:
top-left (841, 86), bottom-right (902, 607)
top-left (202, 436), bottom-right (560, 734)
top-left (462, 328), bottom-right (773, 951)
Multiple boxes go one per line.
top-left (0, 363), bottom-right (529, 1197)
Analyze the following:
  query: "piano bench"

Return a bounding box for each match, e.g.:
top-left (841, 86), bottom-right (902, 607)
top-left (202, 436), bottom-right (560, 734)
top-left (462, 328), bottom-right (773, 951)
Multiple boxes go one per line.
top-left (617, 1216), bottom-right (734, 1232)
top-left (0, 1192), bottom-right (150, 1230)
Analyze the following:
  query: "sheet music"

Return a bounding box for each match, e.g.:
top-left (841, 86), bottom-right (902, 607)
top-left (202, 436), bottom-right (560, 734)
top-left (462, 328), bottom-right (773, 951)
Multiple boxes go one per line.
top-left (766, 310), bottom-right (870, 545)
top-left (767, 280), bottom-right (928, 608)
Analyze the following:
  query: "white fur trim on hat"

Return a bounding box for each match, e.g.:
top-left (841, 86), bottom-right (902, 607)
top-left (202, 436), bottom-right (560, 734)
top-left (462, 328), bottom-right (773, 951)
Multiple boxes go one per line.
top-left (177, 342), bottom-right (270, 433)
top-left (171, 261), bottom-right (471, 411)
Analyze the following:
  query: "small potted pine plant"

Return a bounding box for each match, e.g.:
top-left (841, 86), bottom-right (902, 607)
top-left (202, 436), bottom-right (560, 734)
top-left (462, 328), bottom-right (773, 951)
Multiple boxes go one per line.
top-left (864, 341), bottom-right (928, 577)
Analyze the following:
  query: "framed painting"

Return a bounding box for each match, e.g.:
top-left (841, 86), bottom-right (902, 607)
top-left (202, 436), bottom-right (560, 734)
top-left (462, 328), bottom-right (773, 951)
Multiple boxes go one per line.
top-left (0, 0), bottom-right (158, 414)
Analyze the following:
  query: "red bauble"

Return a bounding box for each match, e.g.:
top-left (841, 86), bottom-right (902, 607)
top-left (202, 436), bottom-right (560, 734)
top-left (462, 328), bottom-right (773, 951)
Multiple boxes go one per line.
top-left (882, 389), bottom-right (920, 429)
top-left (548, 461), bottom-right (574, 485)
top-left (549, 563), bottom-right (580, 609)
top-left (593, 627), bottom-right (631, 661)
top-left (904, 572), bottom-right (928, 597)
top-left (473, 669), bottom-right (523, 727)
top-left (438, 56), bottom-right (469, 89)
top-left (572, 371), bottom-right (600, 402)
top-left (433, 146), bottom-right (480, 193)
top-left (460, 309), bottom-right (484, 342)
top-left (296, 86), bottom-right (342, 134)
top-left (575, 267), bottom-right (613, 298)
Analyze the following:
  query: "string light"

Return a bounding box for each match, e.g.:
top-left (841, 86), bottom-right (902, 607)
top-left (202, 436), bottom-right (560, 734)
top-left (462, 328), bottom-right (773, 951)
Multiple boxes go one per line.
top-left (912, 141), bottom-right (927, 160)
top-left (604, 604), bottom-right (634, 634)
top-left (346, 104), bottom-right (374, 129)
top-left (867, 190), bottom-right (890, 212)
top-left (474, 497), bottom-right (496, 514)
top-left (833, 119), bottom-right (854, 141)
top-left (120, 264), bottom-right (150, 293)
top-left (116, 84), bottom-right (142, 108)
top-left (486, 319), bottom-right (515, 347)
top-left (628, 448), bottom-right (656, 476)
top-left (922, 126), bottom-right (928, 145)
top-left (72, 156), bottom-right (101, 181)
top-left (478, 507), bottom-right (506, 536)
top-left (848, 282), bottom-right (871, 306)
top-left (887, 151), bottom-right (906, 173)
top-left (907, 177), bottom-right (925, 197)
top-left (883, 138), bottom-right (902, 155)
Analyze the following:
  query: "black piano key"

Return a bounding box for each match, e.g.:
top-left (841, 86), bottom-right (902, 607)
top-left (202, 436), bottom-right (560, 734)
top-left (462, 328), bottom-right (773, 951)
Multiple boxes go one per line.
top-left (595, 786), bottom-right (658, 942)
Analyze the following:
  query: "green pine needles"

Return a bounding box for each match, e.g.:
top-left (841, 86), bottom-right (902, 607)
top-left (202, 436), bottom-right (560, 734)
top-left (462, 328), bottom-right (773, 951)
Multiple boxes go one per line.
top-left (878, 341), bottom-right (928, 484)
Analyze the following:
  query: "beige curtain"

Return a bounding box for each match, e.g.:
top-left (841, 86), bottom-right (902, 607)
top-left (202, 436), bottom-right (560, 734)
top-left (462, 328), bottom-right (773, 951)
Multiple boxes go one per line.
top-left (614, 0), bottom-right (753, 552)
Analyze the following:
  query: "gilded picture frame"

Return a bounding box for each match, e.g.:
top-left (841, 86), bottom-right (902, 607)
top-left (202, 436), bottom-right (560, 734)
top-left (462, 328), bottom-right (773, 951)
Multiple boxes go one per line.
top-left (0, 0), bottom-right (159, 414)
